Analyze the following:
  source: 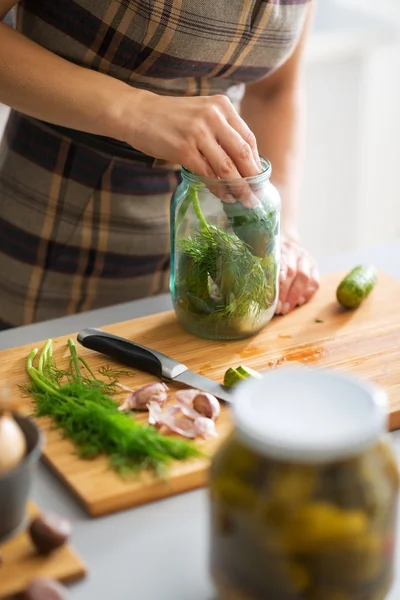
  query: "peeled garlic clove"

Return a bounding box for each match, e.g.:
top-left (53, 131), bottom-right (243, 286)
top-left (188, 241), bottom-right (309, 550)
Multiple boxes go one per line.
top-left (194, 416), bottom-right (218, 439)
top-left (0, 414), bottom-right (27, 476)
top-left (175, 389), bottom-right (220, 420)
top-left (193, 393), bottom-right (220, 421)
top-left (119, 383), bottom-right (169, 411)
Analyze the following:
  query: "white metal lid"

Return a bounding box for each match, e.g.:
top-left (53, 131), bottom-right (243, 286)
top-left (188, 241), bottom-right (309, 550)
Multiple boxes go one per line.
top-left (232, 365), bottom-right (388, 463)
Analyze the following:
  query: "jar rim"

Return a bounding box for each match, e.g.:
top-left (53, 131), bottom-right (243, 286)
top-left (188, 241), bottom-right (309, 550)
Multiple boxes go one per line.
top-left (232, 365), bottom-right (388, 464)
top-left (181, 156), bottom-right (271, 186)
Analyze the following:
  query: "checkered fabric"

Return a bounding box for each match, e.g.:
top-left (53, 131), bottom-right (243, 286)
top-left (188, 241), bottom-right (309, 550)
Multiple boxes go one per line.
top-left (0, 0), bottom-right (310, 328)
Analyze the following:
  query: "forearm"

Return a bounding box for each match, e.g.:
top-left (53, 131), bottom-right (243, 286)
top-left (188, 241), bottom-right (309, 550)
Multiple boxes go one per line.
top-left (241, 86), bottom-right (305, 240)
top-left (0, 22), bottom-right (142, 141)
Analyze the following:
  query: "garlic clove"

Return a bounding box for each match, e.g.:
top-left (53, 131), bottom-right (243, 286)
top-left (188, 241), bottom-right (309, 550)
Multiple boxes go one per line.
top-left (193, 393), bottom-right (221, 421)
top-left (0, 414), bottom-right (27, 476)
top-left (119, 382), bottom-right (169, 411)
top-left (175, 389), bottom-right (220, 420)
top-left (147, 403), bottom-right (197, 438)
top-left (194, 416), bottom-right (218, 439)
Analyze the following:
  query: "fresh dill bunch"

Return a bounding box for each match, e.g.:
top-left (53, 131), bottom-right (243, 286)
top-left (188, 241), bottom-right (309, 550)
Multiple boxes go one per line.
top-left (30, 383), bottom-right (200, 475)
top-left (26, 339), bottom-right (201, 477)
top-left (178, 226), bottom-right (270, 322)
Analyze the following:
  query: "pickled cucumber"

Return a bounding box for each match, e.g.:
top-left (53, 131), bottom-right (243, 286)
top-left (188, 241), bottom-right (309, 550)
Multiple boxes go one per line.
top-left (336, 265), bottom-right (377, 309)
top-left (223, 202), bottom-right (279, 259)
top-left (210, 438), bottom-right (398, 600)
top-left (283, 502), bottom-right (368, 553)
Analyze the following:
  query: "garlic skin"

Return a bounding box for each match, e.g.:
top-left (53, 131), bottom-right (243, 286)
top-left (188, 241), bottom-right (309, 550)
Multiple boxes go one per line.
top-left (194, 416), bottom-right (217, 439)
top-left (119, 382), bottom-right (168, 411)
top-left (0, 414), bottom-right (27, 476)
top-left (115, 382), bottom-right (135, 393)
top-left (147, 402), bottom-right (197, 438)
top-left (162, 414), bottom-right (197, 439)
top-left (147, 401), bottom-right (168, 426)
top-left (175, 389), bottom-right (200, 405)
top-left (146, 388), bottom-right (220, 441)
top-left (176, 399), bottom-right (200, 420)
top-left (175, 389), bottom-right (220, 421)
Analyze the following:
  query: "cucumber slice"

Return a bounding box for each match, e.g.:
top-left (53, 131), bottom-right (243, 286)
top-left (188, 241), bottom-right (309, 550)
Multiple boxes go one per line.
top-left (236, 366), bottom-right (263, 379)
top-left (223, 365), bottom-right (262, 388)
top-left (223, 368), bottom-right (247, 388)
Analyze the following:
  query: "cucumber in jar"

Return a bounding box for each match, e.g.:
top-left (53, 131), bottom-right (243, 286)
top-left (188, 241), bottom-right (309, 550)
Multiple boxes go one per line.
top-left (175, 187), bottom-right (276, 338)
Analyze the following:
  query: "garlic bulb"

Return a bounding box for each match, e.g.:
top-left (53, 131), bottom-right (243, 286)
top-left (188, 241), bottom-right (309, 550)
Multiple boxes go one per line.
top-left (0, 413), bottom-right (27, 476)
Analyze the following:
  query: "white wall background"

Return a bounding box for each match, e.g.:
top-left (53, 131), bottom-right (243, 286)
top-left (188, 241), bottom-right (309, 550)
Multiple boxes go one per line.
top-left (1, 0), bottom-right (399, 261)
top-left (299, 0), bottom-right (400, 258)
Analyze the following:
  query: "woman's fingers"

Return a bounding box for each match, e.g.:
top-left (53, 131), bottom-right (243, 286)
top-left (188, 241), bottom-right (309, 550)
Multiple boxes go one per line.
top-left (226, 108), bottom-right (261, 171)
top-left (139, 93), bottom-right (263, 207)
top-left (276, 245), bottom-right (298, 315)
top-left (182, 151), bottom-right (217, 179)
top-left (285, 254), bottom-right (315, 312)
top-left (197, 134), bottom-right (259, 208)
top-left (276, 245), bottom-right (320, 316)
top-left (216, 119), bottom-right (261, 178)
top-left (128, 93), bottom-right (260, 184)
top-left (195, 96), bottom-right (261, 207)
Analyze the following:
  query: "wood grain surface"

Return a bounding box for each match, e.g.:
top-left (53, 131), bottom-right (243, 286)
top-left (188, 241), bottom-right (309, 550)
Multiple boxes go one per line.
top-left (0, 503), bottom-right (86, 599)
top-left (2, 271), bottom-right (400, 517)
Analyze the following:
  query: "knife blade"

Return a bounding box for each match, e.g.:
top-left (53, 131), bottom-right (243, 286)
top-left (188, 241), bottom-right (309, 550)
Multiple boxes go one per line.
top-left (76, 328), bottom-right (233, 403)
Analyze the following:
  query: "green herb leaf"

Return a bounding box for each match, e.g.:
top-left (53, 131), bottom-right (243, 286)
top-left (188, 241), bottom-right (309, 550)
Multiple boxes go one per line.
top-left (25, 339), bottom-right (201, 476)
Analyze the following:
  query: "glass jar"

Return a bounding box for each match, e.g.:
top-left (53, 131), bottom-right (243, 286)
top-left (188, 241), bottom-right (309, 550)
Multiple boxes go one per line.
top-left (209, 367), bottom-right (399, 600)
top-left (170, 158), bottom-right (281, 340)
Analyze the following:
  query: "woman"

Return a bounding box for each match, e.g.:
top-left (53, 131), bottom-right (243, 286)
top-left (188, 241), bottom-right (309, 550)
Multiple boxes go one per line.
top-left (0, 0), bottom-right (319, 329)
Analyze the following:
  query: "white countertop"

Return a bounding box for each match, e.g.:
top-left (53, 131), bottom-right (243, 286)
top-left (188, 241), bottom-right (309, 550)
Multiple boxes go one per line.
top-left (1, 239), bottom-right (399, 599)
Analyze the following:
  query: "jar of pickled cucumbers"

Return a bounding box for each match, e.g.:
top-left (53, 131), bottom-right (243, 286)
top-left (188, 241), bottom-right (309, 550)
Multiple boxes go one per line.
top-left (210, 367), bottom-right (399, 600)
top-left (170, 157), bottom-right (280, 340)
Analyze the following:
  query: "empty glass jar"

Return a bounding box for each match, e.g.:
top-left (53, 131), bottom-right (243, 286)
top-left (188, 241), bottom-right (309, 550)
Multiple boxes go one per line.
top-left (170, 158), bottom-right (281, 340)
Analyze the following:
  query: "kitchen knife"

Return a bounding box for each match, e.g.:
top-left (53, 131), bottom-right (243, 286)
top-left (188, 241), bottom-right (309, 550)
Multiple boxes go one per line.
top-left (77, 328), bottom-right (233, 403)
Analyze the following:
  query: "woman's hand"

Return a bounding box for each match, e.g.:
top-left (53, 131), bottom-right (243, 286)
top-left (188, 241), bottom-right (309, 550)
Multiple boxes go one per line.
top-left (276, 235), bottom-right (319, 315)
top-left (126, 91), bottom-right (261, 207)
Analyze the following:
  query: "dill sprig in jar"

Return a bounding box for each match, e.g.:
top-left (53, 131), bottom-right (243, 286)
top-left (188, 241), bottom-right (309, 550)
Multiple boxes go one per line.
top-left (170, 157), bottom-right (280, 340)
top-left (209, 367), bottom-right (399, 600)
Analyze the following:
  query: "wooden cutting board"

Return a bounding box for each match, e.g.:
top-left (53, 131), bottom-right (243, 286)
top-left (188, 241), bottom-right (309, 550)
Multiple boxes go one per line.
top-left (3, 270), bottom-right (400, 517)
top-left (0, 502), bottom-right (86, 599)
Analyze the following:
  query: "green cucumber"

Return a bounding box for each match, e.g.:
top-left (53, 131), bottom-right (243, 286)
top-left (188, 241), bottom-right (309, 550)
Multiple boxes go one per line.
top-left (224, 368), bottom-right (247, 388)
top-left (236, 366), bottom-right (263, 380)
top-left (336, 265), bottom-right (377, 309)
top-left (223, 365), bottom-right (262, 388)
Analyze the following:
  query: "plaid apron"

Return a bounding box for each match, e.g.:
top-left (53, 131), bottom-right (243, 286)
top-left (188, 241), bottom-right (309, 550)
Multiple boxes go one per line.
top-left (0, 0), bottom-right (310, 328)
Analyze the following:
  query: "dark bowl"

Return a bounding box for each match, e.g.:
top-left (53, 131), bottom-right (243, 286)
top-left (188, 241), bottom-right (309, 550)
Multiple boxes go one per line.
top-left (0, 414), bottom-right (43, 544)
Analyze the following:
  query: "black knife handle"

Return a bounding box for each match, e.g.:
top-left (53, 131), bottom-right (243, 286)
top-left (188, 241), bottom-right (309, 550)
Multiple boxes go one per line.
top-left (77, 328), bottom-right (187, 380)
